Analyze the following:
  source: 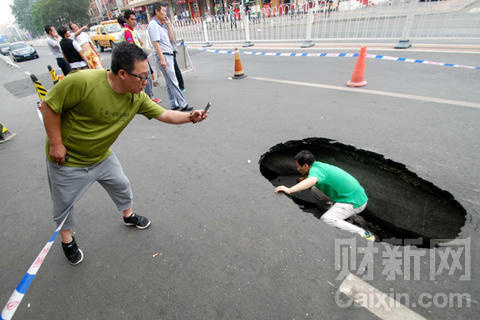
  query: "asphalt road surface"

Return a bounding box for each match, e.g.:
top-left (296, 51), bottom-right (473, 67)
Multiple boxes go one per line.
top-left (0, 43), bottom-right (479, 319)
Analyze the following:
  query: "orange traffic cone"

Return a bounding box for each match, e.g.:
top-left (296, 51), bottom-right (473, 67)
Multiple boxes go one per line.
top-left (347, 46), bottom-right (367, 87)
top-left (233, 48), bottom-right (247, 79)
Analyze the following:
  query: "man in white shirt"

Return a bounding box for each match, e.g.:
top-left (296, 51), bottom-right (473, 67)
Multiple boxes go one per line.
top-left (44, 25), bottom-right (71, 76)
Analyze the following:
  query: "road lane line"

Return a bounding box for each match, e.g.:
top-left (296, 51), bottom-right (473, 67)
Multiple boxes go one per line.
top-left (339, 273), bottom-right (427, 320)
top-left (252, 77), bottom-right (480, 110)
top-left (0, 55), bottom-right (19, 69)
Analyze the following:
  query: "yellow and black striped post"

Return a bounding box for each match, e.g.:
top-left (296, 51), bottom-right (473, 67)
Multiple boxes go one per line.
top-left (0, 122), bottom-right (16, 144)
top-left (48, 65), bottom-right (60, 85)
top-left (30, 74), bottom-right (48, 101)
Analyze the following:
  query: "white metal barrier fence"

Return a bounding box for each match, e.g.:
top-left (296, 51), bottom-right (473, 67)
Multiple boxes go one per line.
top-left (172, 0), bottom-right (480, 45)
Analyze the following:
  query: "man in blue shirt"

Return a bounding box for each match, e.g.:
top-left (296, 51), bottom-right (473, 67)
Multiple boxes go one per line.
top-left (147, 2), bottom-right (191, 112)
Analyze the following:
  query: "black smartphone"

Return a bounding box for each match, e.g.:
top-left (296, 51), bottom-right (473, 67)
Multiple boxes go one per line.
top-left (203, 102), bottom-right (211, 117)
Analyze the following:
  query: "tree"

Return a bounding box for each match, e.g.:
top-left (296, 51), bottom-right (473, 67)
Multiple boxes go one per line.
top-left (12, 0), bottom-right (91, 37)
top-left (10, 0), bottom-right (38, 37)
top-left (32, 0), bottom-right (91, 31)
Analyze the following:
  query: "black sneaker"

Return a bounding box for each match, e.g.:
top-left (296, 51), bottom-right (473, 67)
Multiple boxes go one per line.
top-left (123, 213), bottom-right (151, 229)
top-left (61, 237), bottom-right (84, 265)
top-left (180, 105), bottom-right (193, 112)
top-left (0, 130), bottom-right (16, 144)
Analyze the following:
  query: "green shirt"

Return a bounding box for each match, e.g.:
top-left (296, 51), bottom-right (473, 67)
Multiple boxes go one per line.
top-left (44, 69), bottom-right (164, 167)
top-left (308, 161), bottom-right (368, 208)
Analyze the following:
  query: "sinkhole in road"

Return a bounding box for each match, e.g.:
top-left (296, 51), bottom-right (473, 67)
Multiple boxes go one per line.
top-left (259, 138), bottom-right (466, 248)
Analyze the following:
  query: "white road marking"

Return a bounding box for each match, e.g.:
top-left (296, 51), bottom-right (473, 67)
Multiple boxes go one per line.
top-left (459, 198), bottom-right (480, 207)
top-left (339, 273), bottom-right (427, 320)
top-left (252, 77), bottom-right (480, 109)
top-left (0, 54), bottom-right (19, 68)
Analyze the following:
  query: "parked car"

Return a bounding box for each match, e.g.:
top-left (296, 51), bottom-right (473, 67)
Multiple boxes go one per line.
top-left (9, 41), bottom-right (38, 62)
top-left (90, 20), bottom-right (122, 52)
top-left (0, 43), bottom-right (10, 56)
top-left (89, 25), bottom-right (100, 37)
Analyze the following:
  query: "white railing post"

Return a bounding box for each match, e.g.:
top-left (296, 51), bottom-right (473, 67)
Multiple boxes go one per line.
top-left (202, 19), bottom-right (212, 47)
top-left (243, 11), bottom-right (254, 47)
top-left (301, 8), bottom-right (315, 48)
top-left (395, 0), bottom-right (418, 49)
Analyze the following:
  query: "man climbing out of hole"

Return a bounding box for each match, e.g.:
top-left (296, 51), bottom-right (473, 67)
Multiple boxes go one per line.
top-left (274, 150), bottom-right (375, 241)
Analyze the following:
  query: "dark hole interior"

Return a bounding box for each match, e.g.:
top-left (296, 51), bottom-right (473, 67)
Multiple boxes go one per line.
top-left (259, 138), bottom-right (467, 248)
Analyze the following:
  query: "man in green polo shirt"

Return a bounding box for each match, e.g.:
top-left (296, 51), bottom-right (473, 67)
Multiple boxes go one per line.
top-left (274, 150), bottom-right (375, 241)
top-left (41, 42), bottom-right (208, 265)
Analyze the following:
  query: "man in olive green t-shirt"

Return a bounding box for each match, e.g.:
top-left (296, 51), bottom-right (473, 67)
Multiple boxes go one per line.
top-left (41, 42), bottom-right (209, 265)
top-left (274, 150), bottom-right (375, 241)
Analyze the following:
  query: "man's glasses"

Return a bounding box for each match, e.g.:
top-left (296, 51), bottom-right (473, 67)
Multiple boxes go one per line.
top-left (126, 70), bottom-right (148, 81)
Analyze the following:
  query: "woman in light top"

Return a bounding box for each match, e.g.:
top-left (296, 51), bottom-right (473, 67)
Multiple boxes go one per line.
top-left (69, 22), bottom-right (104, 69)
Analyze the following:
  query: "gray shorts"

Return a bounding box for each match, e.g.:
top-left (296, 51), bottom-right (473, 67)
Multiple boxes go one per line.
top-left (46, 152), bottom-right (133, 230)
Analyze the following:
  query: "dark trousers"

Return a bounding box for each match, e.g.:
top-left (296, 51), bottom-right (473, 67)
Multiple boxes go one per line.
top-left (56, 57), bottom-right (71, 76)
top-left (173, 52), bottom-right (184, 91)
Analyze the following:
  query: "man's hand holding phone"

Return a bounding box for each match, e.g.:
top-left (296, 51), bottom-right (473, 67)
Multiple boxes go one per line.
top-left (202, 102), bottom-right (211, 119)
top-left (189, 102), bottom-right (211, 123)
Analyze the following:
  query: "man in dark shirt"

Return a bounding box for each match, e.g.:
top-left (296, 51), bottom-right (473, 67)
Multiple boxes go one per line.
top-left (57, 26), bottom-right (88, 70)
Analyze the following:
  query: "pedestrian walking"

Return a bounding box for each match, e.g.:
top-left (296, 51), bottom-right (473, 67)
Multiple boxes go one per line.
top-left (327, 0), bottom-right (334, 17)
top-left (147, 2), bottom-right (191, 111)
top-left (229, 5), bottom-right (237, 29)
top-left (40, 42), bottom-right (208, 265)
top-left (274, 150), bottom-right (375, 241)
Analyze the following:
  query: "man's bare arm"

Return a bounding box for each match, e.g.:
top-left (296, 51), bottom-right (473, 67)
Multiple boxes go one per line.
top-left (40, 101), bottom-right (67, 164)
top-left (165, 18), bottom-right (175, 42)
top-left (155, 109), bottom-right (208, 124)
top-left (62, 52), bottom-right (69, 65)
top-left (73, 26), bottom-right (87, 38)
top-left (274, 177), bottom-right (318, 195)
top-left (153, 41), bottom-right (166, 68)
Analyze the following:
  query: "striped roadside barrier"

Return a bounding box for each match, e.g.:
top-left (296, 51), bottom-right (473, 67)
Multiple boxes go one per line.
top-left (1, 214), bottom-right (69, 320)
top-left (29, 74), bottom-right (48, 101)
top-left (25, 72), bottom-right (47, 123)
top-left (194, 48), bottom-right (480, 70)
top-left (48, 65), bottom-right (60, 85)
